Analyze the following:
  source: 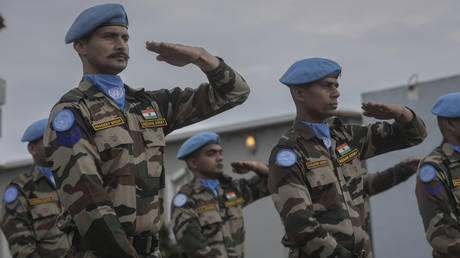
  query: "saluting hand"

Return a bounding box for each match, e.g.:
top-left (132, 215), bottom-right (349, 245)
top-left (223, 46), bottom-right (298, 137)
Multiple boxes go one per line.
top-left (231, 161), bottom-right (269, 177)
top-left (145, 41), bottom-right (220, 72)
top-left (361, 102), bottom-right (414, 123)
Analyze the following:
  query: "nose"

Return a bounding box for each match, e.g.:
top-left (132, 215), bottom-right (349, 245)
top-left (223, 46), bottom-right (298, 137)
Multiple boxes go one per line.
top-left (115, 37), bottom-right (128, 52)
top-left (216, 152), bottom-right (223, 162)
top-left (331, 86), bottom-right (340, 99)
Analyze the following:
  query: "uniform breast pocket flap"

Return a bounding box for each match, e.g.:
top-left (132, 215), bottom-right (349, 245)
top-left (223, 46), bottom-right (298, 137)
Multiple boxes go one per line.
top-left (94, 126), bottom-right (134, 152)
top-left (305, 159), bottom-right (337, 188)
top-left (30, 200), bottom-right (60, 220)
top-left (142, 129), bottom-right (166, 148)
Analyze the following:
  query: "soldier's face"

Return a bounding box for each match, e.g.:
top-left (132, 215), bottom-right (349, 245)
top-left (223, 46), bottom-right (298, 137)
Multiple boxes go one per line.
top-left (296, 77), bottom-right (340, 122)
top-left (191, 144), bottom-right (224, 179)
top-left (76, 26), bottom-right (130, 75)
top-left (27, 138), bottom-right (47, 166)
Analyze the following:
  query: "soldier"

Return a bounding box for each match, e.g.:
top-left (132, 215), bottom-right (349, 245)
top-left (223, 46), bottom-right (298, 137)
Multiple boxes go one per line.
top-left (1, 119), bottom-right (72, 257)
top-left (43, 3), bottom-right (250, 257)
top-left (362, 156), bottom-right (421, 256)
top-left (415, 92), bottom-right (460, 258)
top-left (170, 132), bottom-right (270, 257)
top-left (268, 58), bottom-right (427, 258)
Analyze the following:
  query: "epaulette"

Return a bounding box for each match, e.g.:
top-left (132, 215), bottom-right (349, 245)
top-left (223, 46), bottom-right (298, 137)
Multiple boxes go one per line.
top-left (59, 88), bottom-right (84, 103)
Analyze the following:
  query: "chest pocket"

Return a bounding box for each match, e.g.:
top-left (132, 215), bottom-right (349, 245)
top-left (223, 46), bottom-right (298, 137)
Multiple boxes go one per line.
top-left (304, 158), bottom-right (337, 188)
top-left (29, 196), bottom-right (62, 241)
top-left (93, 125), bottom-right (134, 176)
top-left (198, 209), bottom-right (223, 239)
top-left (340, 157), bottom-right (365, 206)
top-left (225, 203), bottom-right (245, 241)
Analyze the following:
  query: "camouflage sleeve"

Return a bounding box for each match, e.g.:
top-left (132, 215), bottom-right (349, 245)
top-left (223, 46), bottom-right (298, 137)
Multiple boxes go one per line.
top-left (170, 200), bottom-right (213, 257)
top-left (0, 187), bottom-right (40, 258)
top-left (44, 106), bottom-right (137, 257)
top-left (147, 59), bottom-right (250, 134)
top-left (346, 110), bottom-right (426, 160)
top-left (237, 175), bottom-right (270, 207)
top-left (415, 169), bottom-right (460, 256)
top-left (364, 161), bottom-right (416, 197)
top-left (268, 151), bottom-right (351, 258)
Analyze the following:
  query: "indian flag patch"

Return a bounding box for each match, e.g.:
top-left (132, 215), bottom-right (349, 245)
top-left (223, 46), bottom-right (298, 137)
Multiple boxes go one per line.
top-left (336, 143), bottom-right (351, 156)
top-left (141, 109), bottom-right (157, 120)
top-left (225, 192), bottom-right (237, 201)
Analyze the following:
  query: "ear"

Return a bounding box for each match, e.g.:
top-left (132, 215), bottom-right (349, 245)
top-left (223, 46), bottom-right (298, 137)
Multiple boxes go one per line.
top-left (290, 86), bottom-right (305, 102)
top-left (27, 142), bottom-right (35, 155)
top-left (73, 40), bottom-right (88, 56)
top-left (186, 157), bottom-right (198, 170)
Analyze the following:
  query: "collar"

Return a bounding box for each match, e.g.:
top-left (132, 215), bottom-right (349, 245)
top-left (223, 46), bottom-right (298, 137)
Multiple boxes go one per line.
top-left (35, 166), bottom-right (56, 189)
top-left (77, 78), bottom-right (144, 101)
top-left (198, 178), bottom-right (220, 197)
top-left (83, 74), bottom-right (125, 110)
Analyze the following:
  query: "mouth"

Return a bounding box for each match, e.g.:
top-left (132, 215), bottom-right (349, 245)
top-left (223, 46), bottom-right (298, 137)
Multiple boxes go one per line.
top-left (109, 53), bottom-right (129, 60)
top-left (216, 164), bottom-right (223, 169)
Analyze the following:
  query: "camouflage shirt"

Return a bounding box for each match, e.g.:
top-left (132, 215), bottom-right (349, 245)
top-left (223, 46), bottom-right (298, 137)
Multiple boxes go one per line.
top-left (43, 60), bottom-right (250, 257)
top-left (362, 161), bottom-right (418, 257)
top-left (171, 174), bottom-right (269, 258)
top-left (268, 115), bottom-right (426, 258)
top-left (1, 166), bottom-right (72, 258)
top-left (415, 142), bottom-right (460, 258)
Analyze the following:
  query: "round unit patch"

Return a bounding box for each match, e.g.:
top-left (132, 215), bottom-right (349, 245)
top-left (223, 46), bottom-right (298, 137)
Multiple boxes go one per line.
top-left (3, 186), bottom-right (18, 204)
top-left (108, 87), bottom-right (124, 99)
top-left (52, 109), bottom-right (75, 132)
top-left (419, 164), bottom-right (436, 183)
top-left (276, 149), bottom-right (297, 167)
top-left (173, 193), bottom-right (188, 207)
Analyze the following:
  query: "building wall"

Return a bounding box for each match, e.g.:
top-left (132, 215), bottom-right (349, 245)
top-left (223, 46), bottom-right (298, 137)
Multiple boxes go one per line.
top-left (362, 74), bottom-right (460, 258)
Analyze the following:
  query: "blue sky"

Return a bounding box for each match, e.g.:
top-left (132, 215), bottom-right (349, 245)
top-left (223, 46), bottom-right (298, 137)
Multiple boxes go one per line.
top-left (1, 0), bottom-right (460, 163)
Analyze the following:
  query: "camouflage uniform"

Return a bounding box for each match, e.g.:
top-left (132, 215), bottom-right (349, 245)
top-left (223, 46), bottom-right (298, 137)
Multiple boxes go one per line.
top-left (362, 161), bottom-right (418, 257)
top-left (43, 60), bottom-right (249, 257)
top-left (415, 142), bottom-right (460, 258)
top-left (171, 174), bottom-right (269, 258)
top-left (268, 115), bottom-right (426, 258)
top-left (1, 166), bottom-right (72, 258)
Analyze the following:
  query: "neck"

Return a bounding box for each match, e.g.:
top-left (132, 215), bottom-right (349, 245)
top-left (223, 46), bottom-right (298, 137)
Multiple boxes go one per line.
top-left (445, 135), bottom-right (460, 146)
top-left (193, 171), bottom-right (220, 180)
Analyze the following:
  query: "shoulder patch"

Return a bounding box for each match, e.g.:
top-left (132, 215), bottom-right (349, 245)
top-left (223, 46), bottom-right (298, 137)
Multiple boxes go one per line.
top-left (276, 149), bottom-right (297, 167)
top-left (52, 109), bottom-right (75, 132)
top-left (173, 193), bottom-right (188, 207)
top-left (3, 186), bottom-right (18, 204)
top-left (419, 164), bottom-right (437, 183)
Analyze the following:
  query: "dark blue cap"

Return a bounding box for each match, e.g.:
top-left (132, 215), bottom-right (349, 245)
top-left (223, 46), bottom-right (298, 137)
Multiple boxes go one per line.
top-left (431, 92), bottom-right (460, 118)
top-left (177, 132), bottom-right (220, 160)
top-left (280, 58), bottom-right (341, 86)
top-left (21, 119), bottom-right (48, 142)
top-left (65, 3), bottom-right (128, 44)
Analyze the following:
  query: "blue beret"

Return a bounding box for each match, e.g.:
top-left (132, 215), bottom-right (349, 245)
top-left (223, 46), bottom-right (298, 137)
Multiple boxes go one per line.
top-left (21, 118), bottom-right (48, 142)
top-left (280, 58), bottom-right (341, 86)
top-left (431, 92), bottom-right (460, 118)
top-left (177, 132), bottom-right (220, 160)
top-left (65, 3), bottom-right (128, 44)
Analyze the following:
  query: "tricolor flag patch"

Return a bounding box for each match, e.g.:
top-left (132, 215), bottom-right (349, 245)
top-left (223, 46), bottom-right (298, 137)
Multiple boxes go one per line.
top-left (336, 143), bottom-right (351, 156)
top-left (225, 192), bottom-right (237, 201)
top-left (141, 109), bottom-right (157, 120)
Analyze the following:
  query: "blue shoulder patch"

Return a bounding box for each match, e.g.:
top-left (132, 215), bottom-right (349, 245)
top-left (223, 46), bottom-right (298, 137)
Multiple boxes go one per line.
top-left (3, 186), bottom-right (18, 204)
top-left (418, 164), bottom-right (437, 183)
top-left (52, 109), bottom-right (75, 132)
top-left (276, 149), bottom-right (297, 167)
top-left (173, 193), bottom-right (188, 207)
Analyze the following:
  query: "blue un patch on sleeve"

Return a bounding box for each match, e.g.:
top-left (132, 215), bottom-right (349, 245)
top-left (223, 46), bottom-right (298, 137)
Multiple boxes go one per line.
top-left (52, 109), bottom-right (75, 132)
top-left (3, 186), bottom-right (18, 204)
top-left (418, 164), bottom-right (437, 183)
top-left (276, 149), bottom-right (297, 167)
top-left (173, 193), bottom-right (188, 207)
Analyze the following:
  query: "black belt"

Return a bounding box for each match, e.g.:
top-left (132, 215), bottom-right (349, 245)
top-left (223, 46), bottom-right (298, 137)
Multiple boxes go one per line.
top-left (128, 234), bottom-right (158, 255)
